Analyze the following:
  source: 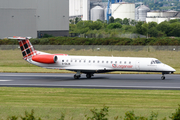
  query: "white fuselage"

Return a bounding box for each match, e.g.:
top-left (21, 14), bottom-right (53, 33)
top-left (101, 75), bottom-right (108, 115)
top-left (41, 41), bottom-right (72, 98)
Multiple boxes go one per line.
top-left (28, 55), bottom-right (175, 74)
top-left (16, 37), bottom-right (176, 79)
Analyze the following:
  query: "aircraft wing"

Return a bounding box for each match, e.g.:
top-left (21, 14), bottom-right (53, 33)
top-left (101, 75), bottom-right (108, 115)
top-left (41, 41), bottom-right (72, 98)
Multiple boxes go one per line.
top-left (63, 66), bottom-right (113, 73)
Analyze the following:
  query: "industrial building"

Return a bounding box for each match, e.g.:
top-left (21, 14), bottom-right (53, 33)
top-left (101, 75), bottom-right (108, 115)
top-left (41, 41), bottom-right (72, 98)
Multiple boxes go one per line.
top-left (69, 0), bottom-right (135, 22)
top-left (135, 4), bottom-right (180, 23)
top-left (0, 0), bottom-right (69, 39)
top-left (146, 11), bottom-right (180, 24)
top-left (70, 0), bottom-right (180, 25)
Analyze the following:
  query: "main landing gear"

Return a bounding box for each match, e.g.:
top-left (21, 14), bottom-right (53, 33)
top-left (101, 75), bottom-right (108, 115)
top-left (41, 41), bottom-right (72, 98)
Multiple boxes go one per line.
top-left (74, 74), bottom-right (81, 79)
top-left (74, 71), bottom-right (81, 79)
top-left (161, 73), bottom-right (165, 80)
top-left (86, 73), bottom-right (94, 78)
top-left (73, 71), bottom-right (94, 79)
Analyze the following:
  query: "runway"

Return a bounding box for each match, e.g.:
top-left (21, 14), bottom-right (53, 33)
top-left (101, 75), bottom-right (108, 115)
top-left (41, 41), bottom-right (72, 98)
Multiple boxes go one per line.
top-left (0, 73), bottom-right (180, 90)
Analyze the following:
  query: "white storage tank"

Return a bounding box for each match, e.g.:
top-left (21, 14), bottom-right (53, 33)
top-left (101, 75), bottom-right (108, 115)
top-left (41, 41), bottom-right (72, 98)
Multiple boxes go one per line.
top-left (111, 3), bottom-right (135, 20)
top-left (91, 6), bottom-right (104, 21)
top-left (138, 5), bottom-right (150, 21)
top-left (135, 6), bottom-right (140, 21)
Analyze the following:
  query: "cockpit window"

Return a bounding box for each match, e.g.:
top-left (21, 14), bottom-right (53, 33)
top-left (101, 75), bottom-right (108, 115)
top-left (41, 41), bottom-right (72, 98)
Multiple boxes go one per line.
top-left (151, 60), bottom-right (162, 64)
top-left (155, 60), bottom-right (162, 64)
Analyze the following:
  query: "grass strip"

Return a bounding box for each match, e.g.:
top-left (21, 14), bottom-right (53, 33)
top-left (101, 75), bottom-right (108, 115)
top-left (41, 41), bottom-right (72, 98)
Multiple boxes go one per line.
top-left (0, 87), bottom-right (179, 120)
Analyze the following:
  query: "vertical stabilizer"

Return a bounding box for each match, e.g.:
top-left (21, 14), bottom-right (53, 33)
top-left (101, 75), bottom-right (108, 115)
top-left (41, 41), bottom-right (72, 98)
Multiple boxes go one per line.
top-left (16, 37), bottom-right (36, 60)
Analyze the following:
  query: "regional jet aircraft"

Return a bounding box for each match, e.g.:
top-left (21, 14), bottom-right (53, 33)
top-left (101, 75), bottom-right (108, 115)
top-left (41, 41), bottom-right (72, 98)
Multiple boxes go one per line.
top-left (16, 36), bottom-right (175, 80)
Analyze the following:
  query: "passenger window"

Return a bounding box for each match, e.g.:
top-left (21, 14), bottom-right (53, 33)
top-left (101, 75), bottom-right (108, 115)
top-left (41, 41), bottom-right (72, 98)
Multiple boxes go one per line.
top-left (84, 60), bottom-right (86, 63)
top-left (102, 61), bottom-right (104, 63)
top-left (97, 61), bottom-right (99, 63)
top-left (66, 60), bottom-right (68, 62)
top-left (71, 60), bottom-right (72, 62)
top-left (120, 61), bottom-right (121, 64)
top-left (115, 61), bottom-right (117, 63)
top-left (129, 61), bottom-right (131, 64)
top-left (106, 61), bottom-right (108, 63)
top-left (93, 60), bottom-right (95, 63)
top-left (89, 60), bottom-right (91, 63)
top-left (62, 60), bottom-right (64, 62)
top-left (111, 61), bottom-right (113, 63)
top-left (79, 60), bottom-right (81, 62)
top-left (75, 60), bottom-right (77, 62)
top-left (124, 61), bottom-right (126, 64)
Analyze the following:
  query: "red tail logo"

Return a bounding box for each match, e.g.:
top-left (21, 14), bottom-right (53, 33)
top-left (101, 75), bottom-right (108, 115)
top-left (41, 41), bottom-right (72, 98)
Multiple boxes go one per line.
top-left (18, 38), bottom-right (36, 60)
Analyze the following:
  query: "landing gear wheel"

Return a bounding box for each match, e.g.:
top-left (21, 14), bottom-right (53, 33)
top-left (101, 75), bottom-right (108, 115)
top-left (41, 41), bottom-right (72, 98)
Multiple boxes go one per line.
top-left (74, 75), bottom-right (80, 79)
top-left (86, 74), bottom-right (92, 78)
top-left (161, 76), bottom-right (165, 80)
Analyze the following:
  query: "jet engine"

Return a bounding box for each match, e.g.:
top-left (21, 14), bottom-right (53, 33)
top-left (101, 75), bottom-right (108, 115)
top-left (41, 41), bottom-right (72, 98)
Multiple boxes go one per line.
top-left (32, 54), bottom-right (58, 64)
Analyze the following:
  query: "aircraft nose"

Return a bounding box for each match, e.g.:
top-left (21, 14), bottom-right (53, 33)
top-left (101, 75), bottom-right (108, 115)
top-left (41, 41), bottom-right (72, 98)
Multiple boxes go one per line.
top-left (166, 65), bottom-right (176, 73)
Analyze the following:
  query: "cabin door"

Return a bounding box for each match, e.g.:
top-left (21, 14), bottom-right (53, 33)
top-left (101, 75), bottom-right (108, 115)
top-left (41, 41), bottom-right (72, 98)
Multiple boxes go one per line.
top-left (135, 61), bottom-right (140, 70)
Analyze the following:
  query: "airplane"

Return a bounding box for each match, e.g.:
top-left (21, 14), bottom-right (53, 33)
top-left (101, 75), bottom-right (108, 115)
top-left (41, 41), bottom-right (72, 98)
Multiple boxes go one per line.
top-left (16, 36), bottom-right (175, 80)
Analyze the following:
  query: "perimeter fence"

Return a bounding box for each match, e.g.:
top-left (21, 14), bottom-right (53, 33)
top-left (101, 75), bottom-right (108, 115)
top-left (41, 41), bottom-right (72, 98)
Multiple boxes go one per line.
top-left (0, 45), bottom-right (180, 51)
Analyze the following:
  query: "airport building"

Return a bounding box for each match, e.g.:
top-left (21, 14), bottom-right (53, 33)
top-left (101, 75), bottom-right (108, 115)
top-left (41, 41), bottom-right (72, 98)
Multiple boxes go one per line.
top-left (0, 0), bottom-right (69, 39)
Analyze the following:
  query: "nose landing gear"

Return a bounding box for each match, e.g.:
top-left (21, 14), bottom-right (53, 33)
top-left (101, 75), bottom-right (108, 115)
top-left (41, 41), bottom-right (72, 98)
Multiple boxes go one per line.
top-left (161, 75), bottom-right (165, 80)
top-left (161, 73), bottom-right (165, 80)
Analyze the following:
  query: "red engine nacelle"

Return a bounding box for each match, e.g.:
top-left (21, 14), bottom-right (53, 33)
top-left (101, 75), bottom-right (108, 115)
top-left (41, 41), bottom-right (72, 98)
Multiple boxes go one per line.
top-left (32, 54), bottom-right (58, 64)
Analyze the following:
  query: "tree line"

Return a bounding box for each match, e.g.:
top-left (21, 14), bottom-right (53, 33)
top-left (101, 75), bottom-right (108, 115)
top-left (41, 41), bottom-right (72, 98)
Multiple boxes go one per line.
top-left (1, 37), bottom-right (180, 45)
top-left (70, 17), bottom-right (180, 38)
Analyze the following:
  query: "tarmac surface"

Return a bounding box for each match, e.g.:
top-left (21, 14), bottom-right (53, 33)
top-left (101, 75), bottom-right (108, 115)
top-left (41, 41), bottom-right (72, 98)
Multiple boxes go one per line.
top-left (0, 73), bottom-right (180, 90)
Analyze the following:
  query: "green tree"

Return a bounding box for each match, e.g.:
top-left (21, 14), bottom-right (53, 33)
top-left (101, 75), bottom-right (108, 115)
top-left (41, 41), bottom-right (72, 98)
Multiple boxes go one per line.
top-left (123, 18), bottom-right (129, 25)
top-left (90, 21), bottom-right (103, 30)
top-left (157, 21), bottom-right (171, 35)
top-left (75, 17), bottom-right (81, 24)
top-left (148, 27), bottom-right (158, 37)
top-left (107, 23), bottom-right (122, 29)
top-left (97, 19), bottom-right (104, 23)
top-left (76, 21), bottom-right (91, 33)
top-left (69, 19), bottom-right (75, 24)
top-left (69, 24), bottom-right (77, 33)
top-left (114, 18), bottom-right (122, 24)
top-left (135, 21), bottom-right (144, 34)
top-left (142, 23), bottom-right (148, 37)
top-left (168, 22), bottom-right (180, 37)
top-left (148, 22), bottom-right (158, 29)
top-left (130, 19), bottom-right (136, 25)
top-left (109, 16), bottom-right (114, 24)
top-left (169, 19), bottom-right (179, 23)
